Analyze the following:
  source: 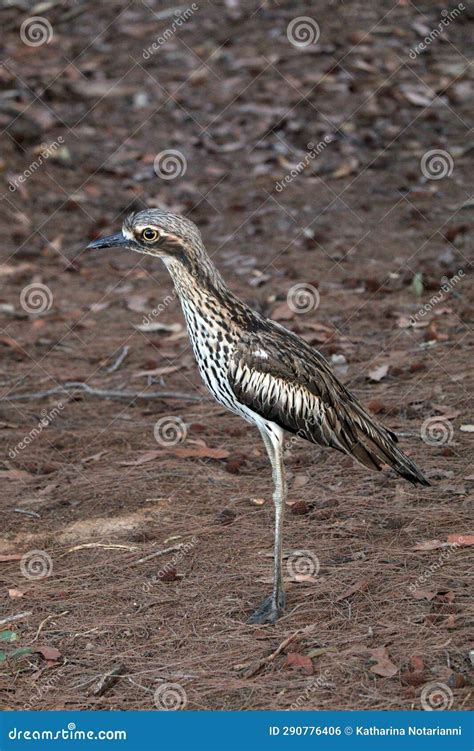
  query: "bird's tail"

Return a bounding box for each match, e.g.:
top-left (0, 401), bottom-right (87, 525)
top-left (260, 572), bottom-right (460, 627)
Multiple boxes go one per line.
top-left (346, 403), bottom-right (430, 487)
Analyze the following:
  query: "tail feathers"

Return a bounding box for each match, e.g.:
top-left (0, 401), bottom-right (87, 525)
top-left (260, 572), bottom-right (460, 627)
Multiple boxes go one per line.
top-left (349, 407), bottom-right (430, 487)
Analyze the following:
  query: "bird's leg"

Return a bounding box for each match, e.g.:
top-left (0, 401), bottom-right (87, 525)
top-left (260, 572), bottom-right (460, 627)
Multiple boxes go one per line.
top-left (249, 429), bottom-right (286, 625)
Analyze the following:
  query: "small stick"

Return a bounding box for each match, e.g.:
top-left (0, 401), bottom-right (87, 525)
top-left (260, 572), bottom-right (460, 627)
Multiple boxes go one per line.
top-left (105, 345), bottom-right (130, 374)
top-left (135, 545), bottom-right (184, 565)
top-left (90, 663), bottom-right (126, 697)
top-left (1, 382), bottom-right (201, 402)
top-left (0, 611), bottom-right (32, 627)
top-left (31, 611), bottom-right (69, 642)
top-left (238, 625), bottom-right (316, 678)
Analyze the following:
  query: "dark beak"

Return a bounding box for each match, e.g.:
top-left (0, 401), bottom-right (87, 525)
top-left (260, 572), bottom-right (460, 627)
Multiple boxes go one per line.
top-left (87, 232), bottom-right (129, 250)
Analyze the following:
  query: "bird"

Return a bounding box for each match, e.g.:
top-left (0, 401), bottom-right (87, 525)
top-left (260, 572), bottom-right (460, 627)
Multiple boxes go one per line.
top-left (88, 208), bottom-right (429, 624)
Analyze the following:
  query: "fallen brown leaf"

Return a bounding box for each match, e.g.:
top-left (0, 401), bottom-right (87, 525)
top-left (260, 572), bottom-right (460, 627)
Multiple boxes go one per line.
top-left (35, 645), bottom-right (61, 662)
top-left (447, 534), bottom-right (474, 546)
top-left (286, 652), bottom-right (314, 675)
top-left (369, 647), bottom-right (398, 678)
top-left (336, 578), bottom-right (370, 601)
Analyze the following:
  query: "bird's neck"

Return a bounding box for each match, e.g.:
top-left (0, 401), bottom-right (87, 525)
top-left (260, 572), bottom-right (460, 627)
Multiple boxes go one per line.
top-left (163, 242), bottom-right (243, 318)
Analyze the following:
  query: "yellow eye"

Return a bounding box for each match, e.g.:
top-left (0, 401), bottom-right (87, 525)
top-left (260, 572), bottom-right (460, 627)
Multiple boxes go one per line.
top-left (141, 228), bottom-right (159, 242)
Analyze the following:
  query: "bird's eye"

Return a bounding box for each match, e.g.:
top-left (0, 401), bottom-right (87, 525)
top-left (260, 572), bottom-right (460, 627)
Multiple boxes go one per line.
top-left (141, 228), bottom-right (159, 242)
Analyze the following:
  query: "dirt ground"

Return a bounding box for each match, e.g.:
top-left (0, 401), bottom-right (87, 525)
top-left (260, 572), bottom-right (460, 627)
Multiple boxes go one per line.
top-left (0, 0), bottom-right (472, 712)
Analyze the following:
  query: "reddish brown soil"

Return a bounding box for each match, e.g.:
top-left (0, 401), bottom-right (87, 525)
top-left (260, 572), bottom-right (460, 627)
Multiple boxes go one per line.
top-left (0, 1), bottom-right (472, 711)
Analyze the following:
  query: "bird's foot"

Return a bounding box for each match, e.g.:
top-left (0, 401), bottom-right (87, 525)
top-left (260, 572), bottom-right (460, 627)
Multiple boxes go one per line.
top-left (248, 590), bottom-right (286, 625)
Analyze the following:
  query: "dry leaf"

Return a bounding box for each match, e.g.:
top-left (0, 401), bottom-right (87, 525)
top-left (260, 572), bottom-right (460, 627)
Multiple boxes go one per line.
top-left (35, 645), bottom-right (61, 662)
top-left (369, 647), bottom-right (398, 678)
top-left (412, 539), bottom-right (445, 551)
top-left (336, 578), bottom-right (370, 601)
top-left (286, 652), bottom-right (314, 675)
top-left (330, 157), bottom-right (359, 179)
top-left (271, 302), bottom-right (294, 321)
top-left (367, 364), bottom-right (389, 382)
top-left (410, 588), bottom-right (436, 601)
top-left (447, 534), bottom-right (474, 546)
top-left (0, 469), bottom-right (32, 481)
top-left (8, 589), bottom-right (25, 599)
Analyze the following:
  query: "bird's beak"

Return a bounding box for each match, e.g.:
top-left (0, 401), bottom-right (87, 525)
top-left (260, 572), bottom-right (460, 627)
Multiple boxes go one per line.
top-left (87, 232), bottom-right (129, 250)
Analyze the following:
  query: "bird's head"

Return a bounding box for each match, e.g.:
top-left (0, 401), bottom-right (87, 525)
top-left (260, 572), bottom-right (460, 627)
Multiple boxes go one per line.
top-left (87, 209), bottom-right (203, 263)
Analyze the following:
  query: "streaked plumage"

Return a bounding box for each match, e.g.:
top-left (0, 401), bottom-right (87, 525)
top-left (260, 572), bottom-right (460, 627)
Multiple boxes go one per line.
top-left (88, 208), bottom-right (429, 624)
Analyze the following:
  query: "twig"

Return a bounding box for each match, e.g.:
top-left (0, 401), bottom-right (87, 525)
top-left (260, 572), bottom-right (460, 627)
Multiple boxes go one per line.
top-left (1, 382), bottom-right (201, 403)
top-left (0, 611), bottom-right (32, 627)
top-left (135, 545), bottom-right (184, 565)
top-left (105, 345), bottom-right (130, 374)
top-left (238, 625), bottom-right (316, 678)
top-left (90, 663), bottom-right (126, 697)
top-left (31, 611), bottom-right (69, 642)
top-left (13, 508), bottom-right (41, 518)
top-left (67, 543), bottom-right (138, 553)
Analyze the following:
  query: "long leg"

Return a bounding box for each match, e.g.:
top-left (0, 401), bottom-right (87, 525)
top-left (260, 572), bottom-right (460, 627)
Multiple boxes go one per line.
top-left (249, 426), bottom-right (287, 624)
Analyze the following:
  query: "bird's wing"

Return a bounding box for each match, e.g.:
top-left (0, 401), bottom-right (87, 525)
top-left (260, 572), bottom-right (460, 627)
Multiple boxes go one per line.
top-left (228, 330), bottom-right (359, 453)
top-left (228, 327), bottom-right (429, 486)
